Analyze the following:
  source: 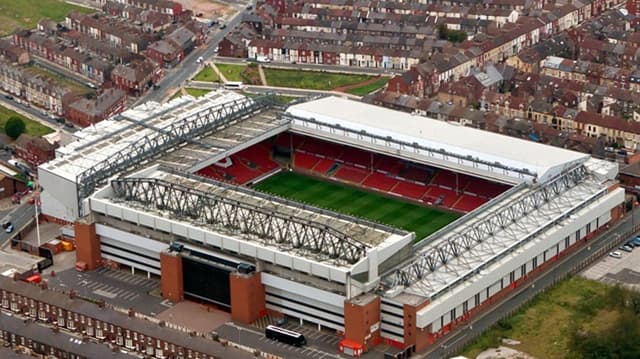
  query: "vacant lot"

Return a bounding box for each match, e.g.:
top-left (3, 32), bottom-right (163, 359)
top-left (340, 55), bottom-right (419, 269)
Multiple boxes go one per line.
top-left (215, 63), bottom-right (246, 82)
top-left (254, 171), bottom-right (459, 240)
top-left (0, 105), bottom-right (53, 137)
top-left (263, 68), bottom-right (374, 91)
top-left (346, 77), bottom-right (389, 96)
top-left (461, 277), bottom-right (640, 359)
top-left (26, 65), bottom-right (93, 96)
top-left (0, 0), bottom-right (93, 36)
top-left (193, 66), bottom-right (219, 82)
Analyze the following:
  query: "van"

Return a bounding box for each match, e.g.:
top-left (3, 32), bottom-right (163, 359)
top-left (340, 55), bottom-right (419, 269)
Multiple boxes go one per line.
top-left (223, 81), bottom-right (243, 90)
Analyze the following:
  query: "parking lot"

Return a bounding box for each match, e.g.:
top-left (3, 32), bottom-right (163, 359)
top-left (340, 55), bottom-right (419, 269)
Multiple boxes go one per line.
top-left (47, 267), bottom-right (169, 315)
top-left (581, 237), bottom-right (640, 291)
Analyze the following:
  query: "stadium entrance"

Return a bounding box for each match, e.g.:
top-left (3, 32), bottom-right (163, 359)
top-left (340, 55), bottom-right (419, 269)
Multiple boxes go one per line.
top-left (182, 251), bottom-right (238, 310)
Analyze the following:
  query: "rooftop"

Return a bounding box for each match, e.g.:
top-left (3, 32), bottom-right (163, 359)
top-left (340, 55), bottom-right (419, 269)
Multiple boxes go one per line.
top-left (287, 97), bottom-right (590, 184)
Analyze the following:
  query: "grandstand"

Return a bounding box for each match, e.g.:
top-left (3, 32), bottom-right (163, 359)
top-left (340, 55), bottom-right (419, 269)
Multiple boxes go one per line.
top-left (38, 92), bottom-right (624, 357)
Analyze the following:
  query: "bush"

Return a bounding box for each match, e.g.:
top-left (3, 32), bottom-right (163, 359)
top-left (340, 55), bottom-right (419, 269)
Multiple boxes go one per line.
top-left (5, 116), bottom-right (26, 139)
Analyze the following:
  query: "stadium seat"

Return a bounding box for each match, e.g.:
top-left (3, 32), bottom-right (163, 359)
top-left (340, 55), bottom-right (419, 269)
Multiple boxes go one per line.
top-left (300, 138), bottom-right (343, 158)
top-left (453, 194), bottom-right (488, 212)
top-left (362, 172), bottom-right (398, 192)
top-left (313, 158), bottom-right (336, 175)
top-left (293, 151), bottom-right (319, 170)
top-left (391, 181), bottom-right (428, 200)
top-left (334, 165), bottom-right (369, 184)
top-left (339, 146), bottom-right (371, 168)
top-left (373, 154), bottom-right (404, 175)
top-left (431, 170), bottom-right (471, 191)
top-left (426, 186), bottom-right (459, 207)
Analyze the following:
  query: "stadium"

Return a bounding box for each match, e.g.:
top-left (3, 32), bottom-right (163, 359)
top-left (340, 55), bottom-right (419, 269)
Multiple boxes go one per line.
top-left (38, 91), bottom-right (624, 356)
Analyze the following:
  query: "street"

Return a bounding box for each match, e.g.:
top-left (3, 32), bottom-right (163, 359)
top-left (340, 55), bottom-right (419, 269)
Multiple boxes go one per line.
top-left (0, 202), bottom-right (36, 246)
top-left (0, 96), bottom-right (73, 134)
top-left (422, 209), bottom-right (640, 359)
top-left (215, 56), bottom-right (397, 76)
top-left (139, 8), bottom-right (249, 104)
top-left (187, 81), bottom-right (361, 99)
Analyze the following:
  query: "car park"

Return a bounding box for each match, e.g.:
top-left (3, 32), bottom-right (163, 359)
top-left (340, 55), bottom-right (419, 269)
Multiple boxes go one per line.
top-left (609, 251), bottom-right (622, 259)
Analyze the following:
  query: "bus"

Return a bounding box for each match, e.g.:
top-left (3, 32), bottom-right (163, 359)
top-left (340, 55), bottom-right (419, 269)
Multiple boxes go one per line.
top-left (223, 81), bottom-right (244, 90)
top-left (265, 325), bottom-right (306, 347)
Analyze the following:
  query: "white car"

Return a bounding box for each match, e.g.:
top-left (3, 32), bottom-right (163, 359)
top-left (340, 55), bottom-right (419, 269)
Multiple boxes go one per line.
top-left (609, 251), bottom-right (622, 259)
top-left (196, 56), bottom-right (204, 64)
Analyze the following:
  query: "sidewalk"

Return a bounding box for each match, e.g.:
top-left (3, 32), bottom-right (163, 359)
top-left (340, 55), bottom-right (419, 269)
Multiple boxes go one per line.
top-left (210, 63), bottom-right (228, 83)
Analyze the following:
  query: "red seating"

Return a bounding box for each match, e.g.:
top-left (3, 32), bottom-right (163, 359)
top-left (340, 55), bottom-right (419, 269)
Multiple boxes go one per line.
top-left (391, 181), bottom-right (428, 200)
top-left (236, 145), bottom-right (279, 172)
top-left (374, 155), bottom-right (403, 175)
top-left (362, 172), bottom-right (398, 192)
top-left (426, 186), bottom-right (459, 207)
top-left (314, 158), bottom-right (336, 174)
top-left (400, 166), bottom-right (430, 183)
top-left (274, 133), bottom-right (306, 149)
top-left (300, 138), bottom-right (343, 158)
top-left (466, 178), bottom-right (509, 198)
top-left (294, 151), bottom-right (319, 170)
top-left (340, 147), bottom-right (371, 168)
top-left (334, 165), bottom-right (369, 184)
top-left (453, 195), bottom-right (488, 212)
top-left (431, 170), bottom-right (471, 191)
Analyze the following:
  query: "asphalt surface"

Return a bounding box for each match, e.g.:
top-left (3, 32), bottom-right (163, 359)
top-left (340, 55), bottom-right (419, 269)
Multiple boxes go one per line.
top-left (0, 202), bottom-right (36, 246)
top-left (421, 209), bottom-right (640, 359)
top-left (0, 96), bottom-right (74, 134)
top-left (47, 267), bottom-right (167, 315)
top-left (187, 81), bottom-right (359, 99)
top-left (139, 7), bottom-right (250, 104)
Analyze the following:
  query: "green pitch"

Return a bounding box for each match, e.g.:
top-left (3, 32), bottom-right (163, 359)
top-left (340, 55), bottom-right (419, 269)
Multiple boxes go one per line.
top-left (253, 171), bottom-right (460, 242)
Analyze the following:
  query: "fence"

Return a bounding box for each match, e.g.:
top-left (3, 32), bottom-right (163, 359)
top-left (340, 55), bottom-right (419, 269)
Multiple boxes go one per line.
top-left (437, 222), bottom-right (640, 358)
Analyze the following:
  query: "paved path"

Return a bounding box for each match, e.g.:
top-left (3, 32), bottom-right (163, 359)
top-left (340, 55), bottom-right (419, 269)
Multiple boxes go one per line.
top-left (258, 64), bottom-right (267, 85)
top-left (211, 63), bottom-right (228, 83)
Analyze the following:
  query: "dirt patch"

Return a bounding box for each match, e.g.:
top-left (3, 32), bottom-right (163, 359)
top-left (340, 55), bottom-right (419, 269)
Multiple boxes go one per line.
top-left (176, 0), bottom-right (235, 20)
top-left (333, 76), bottom-right (382, 92)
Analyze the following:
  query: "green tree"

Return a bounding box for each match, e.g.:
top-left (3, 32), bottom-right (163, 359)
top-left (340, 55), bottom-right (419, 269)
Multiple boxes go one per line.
top-left (5, 116), bottom-right (26, 139)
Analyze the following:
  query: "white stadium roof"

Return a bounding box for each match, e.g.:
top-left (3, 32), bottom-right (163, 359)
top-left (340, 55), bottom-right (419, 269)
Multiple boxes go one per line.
top-left (286, 97), bottom-right (590, 184)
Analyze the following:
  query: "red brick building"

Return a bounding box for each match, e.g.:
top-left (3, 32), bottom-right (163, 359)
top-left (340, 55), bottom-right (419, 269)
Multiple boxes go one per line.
top-left (111, 60), bottom-right (162, 96)
top-left (65, 88), bottom-right (127, 127)
top-left (146, 40), bottom-right (181, 68)
top-left (13, 134), bottom-right (58, 167)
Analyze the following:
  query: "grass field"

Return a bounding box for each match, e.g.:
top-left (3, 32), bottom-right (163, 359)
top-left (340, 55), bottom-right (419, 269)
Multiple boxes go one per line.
top-left (215, 63), bottom-right (246, 82)
top-left (0, 0), bottom-right (93, 36)
top-left (0, 105), bottom-right (53, 137)
top-left (254, 172), bottom-right (459, 240)
top-left (185, 88), bottom-right (211, 98)
top-left (193, 66), bottom-right (219, 82)
top-left (461, 277), bottom-right (616, 359)
top-left (263, 68), bottom-right (374, 91)
top-left (346, 77), bottom-right (389, 96)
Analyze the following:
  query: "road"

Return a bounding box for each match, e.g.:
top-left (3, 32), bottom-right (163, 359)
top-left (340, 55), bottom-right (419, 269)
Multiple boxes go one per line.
top-left (0, 96), bottom-right (74, 134)
top-left (0, 202), bottom-right (36, 246)
top-left (139, 9), bottom-right (249, 104)
top-left (187, 81), bottom-right (360, 99)
top-left (422, 209), bottom-right (640, 359)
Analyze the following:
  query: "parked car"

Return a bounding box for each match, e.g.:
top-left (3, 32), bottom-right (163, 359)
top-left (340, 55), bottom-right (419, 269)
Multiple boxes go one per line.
top-left (219, 23), bottom-right (226, 30)
top-left (619, 245), bottom-right (633, 253)
top-left (5, 224), bottom-right (14, 233)
top-left (4, 95), bottom-right (13, 100)
top-left (609, 251), bottom-right (622, 259)
top-left (64, 122), bottom-right (74, 129)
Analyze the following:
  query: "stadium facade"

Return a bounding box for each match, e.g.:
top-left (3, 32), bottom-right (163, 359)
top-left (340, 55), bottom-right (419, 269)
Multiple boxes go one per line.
top-left (39, 91), bottom-right (624, 356)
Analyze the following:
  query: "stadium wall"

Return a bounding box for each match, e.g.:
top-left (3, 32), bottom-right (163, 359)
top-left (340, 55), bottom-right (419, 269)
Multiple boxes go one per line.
top-left (38, 167), bottom-right (79, 222)
top-left (415, 187), bottom-right (624, 334)
top-left (89, 196), bottom-right (351, 283)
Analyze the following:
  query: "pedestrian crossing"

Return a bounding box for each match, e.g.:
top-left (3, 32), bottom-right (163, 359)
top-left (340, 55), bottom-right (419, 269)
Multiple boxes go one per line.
top-left (82, 279), bottom-right (142, 301)
top-left (95, 268), bottom-right (158, 289)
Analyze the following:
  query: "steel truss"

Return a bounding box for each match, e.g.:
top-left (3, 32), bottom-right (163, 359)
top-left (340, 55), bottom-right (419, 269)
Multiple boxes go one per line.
top-left (389, 165), bottom-right (590, 293)
top-left (111, 177), bottom-right (369, 264)
top-left (285, 113), bottom-right (537, 181)
top-left (76, 95), bottom-right (276, 213)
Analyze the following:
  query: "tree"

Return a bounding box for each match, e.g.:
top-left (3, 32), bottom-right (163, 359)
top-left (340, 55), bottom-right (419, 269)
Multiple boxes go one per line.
top-left (5, 116), bottom-right (25, 139)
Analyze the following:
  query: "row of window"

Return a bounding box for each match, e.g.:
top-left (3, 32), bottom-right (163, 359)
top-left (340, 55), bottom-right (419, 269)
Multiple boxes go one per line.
top-left (0, 331), bottom-right (86, 359)
top-left (0, 291), bottom-right (217, 359)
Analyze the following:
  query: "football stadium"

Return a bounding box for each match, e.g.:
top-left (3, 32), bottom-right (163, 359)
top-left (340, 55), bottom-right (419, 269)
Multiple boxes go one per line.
top-left (38, 91), bottom-right (624, 356)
